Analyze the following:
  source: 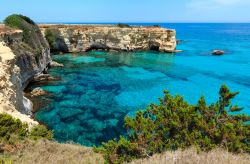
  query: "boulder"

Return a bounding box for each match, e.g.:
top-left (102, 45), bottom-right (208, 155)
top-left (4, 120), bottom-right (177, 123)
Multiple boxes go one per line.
top-left (49, 61), bottom-right (64, 67)
top-left (212, 50), bottom-right (224, 56)
top-left (30, 87), bottom-right (46, 97)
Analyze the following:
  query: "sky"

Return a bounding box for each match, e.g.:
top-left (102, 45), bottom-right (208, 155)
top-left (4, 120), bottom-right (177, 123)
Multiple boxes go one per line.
top-left (0, 0), bottom-right (250, 23)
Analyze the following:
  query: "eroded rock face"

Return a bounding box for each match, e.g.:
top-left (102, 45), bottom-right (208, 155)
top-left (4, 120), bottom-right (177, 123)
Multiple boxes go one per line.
top-left (0, 41), bottom-right (37, 126)
top-left (0, 24), bottom-right (51, 125)
top-left (40, 25), bottom-right (177, 53)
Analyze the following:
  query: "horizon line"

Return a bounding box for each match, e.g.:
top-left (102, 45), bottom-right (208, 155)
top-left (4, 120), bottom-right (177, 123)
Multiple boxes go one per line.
top-left (1, 22), bottom-right (250, 24)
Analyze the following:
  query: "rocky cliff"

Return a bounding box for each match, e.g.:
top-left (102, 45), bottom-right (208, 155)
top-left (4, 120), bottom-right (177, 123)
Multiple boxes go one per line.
top-left (40, 25), bottom-right (176, 53)
top-left (0, 40), bottom-right (37, 126)
top-left (0, 22), bottom-right (50, 125)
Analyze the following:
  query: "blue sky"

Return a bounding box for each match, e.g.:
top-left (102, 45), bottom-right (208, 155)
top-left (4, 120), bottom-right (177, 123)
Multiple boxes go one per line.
top-left (0, 0), bottom-right (249, 23)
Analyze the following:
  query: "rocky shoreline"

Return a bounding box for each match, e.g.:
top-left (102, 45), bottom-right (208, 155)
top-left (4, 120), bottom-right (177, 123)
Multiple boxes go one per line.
top-left (0, 23), bottom-right (177, 127)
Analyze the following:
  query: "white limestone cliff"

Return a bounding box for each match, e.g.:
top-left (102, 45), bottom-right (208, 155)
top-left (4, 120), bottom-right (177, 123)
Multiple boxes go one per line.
top-left (0, 42), bottom-right (37, 126)
top-left (40, 25), bottom-right (177, 53)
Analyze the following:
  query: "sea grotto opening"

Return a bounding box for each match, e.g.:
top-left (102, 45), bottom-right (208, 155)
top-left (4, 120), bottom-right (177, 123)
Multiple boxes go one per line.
top-left (149, 41), bottom-right (160, 51)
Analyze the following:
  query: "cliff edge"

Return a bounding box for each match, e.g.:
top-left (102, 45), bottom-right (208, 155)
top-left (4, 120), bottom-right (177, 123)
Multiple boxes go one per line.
top-left (40, 24), bottom-right (177, 53)
top-left (0, 41), bottom-right (37, 126)
top-left (0, 15), bottom-right (51, 125)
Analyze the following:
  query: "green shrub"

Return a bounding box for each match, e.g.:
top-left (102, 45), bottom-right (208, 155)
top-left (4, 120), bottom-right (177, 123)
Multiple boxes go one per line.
top-left (97, 85), bottom-right (250, 163)
top-left (4, 14), bottom-right (35, 29)
top-left (4, 14), bottom-right (24, 29)
top-left (95, 137), bottom-right (143, 164)
top-left (0, 114), bottom-right (28, 142)
top-left (44, 28), bottom-right (68, 52)
top-left (117, 23), bottom-right (131, 28)
top-left (4, 14), bottom-right (36, 45)
top-left (0, 113), bottom-right (53, 146)
top-left (29, 125), bottom-right (53, 140)
top-left (18, 15), bottom-right (35, 25)
top-left (45, 28), bottom-right (60, 48)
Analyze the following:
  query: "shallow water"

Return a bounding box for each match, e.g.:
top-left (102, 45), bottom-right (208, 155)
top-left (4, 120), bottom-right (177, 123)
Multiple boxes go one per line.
top-left (33, 23), bottom-right (250, 146)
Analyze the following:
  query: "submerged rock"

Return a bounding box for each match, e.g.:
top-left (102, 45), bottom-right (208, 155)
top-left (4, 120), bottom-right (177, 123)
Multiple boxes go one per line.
top-left (212, 50), bottom-right (225, 56)
top-left (57, 108), bottom-right (83, 120)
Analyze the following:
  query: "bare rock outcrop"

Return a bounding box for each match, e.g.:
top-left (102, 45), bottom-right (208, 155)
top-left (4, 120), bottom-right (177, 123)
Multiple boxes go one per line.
top-left (30, 87), bottom-right (46, 97)
top-left (212, 50), bottom-right (225, 56)
top-left (40, 25), bottom-right (177, 53)
top-left (49, 61), bottom-right (64, 67)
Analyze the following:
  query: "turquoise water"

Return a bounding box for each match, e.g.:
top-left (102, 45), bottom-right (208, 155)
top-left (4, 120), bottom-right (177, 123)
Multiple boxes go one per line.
top-left (34, 23), bottom-right (250, 146)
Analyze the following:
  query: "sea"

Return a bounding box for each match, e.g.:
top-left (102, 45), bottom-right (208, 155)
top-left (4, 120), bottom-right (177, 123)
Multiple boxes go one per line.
top-left (31, 23), bottom-right (250, 146)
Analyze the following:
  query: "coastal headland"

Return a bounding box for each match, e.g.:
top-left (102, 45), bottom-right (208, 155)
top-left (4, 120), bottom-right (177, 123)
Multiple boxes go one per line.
top-left (39, 24), bottom-right (177, 53)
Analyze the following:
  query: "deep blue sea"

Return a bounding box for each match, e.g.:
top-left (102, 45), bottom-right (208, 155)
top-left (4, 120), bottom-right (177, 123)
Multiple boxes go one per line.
top-left (33, 23), bottom-right (250, 146)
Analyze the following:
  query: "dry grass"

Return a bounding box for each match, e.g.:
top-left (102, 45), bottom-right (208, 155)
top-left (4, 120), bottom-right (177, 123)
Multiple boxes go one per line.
top-left (0, 24), bottom-right (21, 35)
top-left (3, 140), bottom-right (104, 164)
top-left (129, 148), bottom-right (250, 164)
top-left (1, 141), bottom-right (249, 164)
